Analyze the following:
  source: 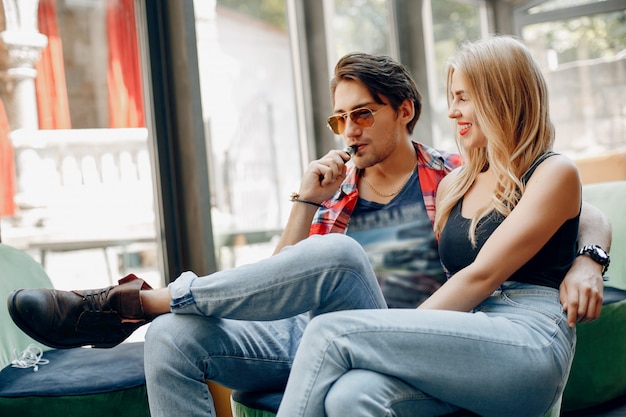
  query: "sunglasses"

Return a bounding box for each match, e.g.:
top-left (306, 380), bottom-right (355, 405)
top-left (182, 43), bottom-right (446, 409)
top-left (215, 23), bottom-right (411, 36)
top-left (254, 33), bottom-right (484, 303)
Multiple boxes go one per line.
top-left (326, 105), bottom-right (388, 135)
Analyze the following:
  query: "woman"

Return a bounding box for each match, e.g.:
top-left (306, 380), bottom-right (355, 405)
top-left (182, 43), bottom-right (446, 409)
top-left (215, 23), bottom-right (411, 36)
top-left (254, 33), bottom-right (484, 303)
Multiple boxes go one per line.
top-left (275, 35), bottom-right (580, 417)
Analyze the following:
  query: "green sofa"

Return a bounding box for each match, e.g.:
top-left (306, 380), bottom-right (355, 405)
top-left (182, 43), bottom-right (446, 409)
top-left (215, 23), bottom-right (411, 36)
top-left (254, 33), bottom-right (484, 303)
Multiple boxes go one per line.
top-left (0, 243), bottom-right (150, 417)
top-left (231, 181), bottom-right (626, 417)
top-left (561, 181), bottom-right (626, 412)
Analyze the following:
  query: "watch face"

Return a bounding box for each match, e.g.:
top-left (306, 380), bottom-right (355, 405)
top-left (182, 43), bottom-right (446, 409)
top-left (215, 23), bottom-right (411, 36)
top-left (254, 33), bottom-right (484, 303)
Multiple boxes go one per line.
top-left (581, 245), bottom-right (610, 275)
top-left (593, 245), bottom-right (609, 261)
top-left (583, 245), bottom-right (610, 267)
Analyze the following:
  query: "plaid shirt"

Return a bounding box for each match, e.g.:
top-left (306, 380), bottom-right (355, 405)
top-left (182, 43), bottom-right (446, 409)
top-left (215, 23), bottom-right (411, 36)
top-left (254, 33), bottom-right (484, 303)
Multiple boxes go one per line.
top-left (309, 141), bottom-right (463, 236)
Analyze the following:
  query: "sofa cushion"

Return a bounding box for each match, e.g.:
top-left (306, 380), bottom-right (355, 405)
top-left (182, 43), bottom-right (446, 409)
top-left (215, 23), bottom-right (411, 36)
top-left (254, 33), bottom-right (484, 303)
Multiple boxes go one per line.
top-left (0, 342), bottom-right (149, 417)
top-left (562, 291), bottom-right (626, 411)
top-left (0, 342), bottom-right (145, 397)
top-left (582, 181), bottom-right (626, 291)
top-left (559, 182), bottom-right (626, 411)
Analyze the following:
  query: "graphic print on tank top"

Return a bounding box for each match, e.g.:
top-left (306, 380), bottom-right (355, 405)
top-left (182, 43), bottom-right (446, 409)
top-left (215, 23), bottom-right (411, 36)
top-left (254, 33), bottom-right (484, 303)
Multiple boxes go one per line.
top-left (347, 172), bottom-right (446, 308)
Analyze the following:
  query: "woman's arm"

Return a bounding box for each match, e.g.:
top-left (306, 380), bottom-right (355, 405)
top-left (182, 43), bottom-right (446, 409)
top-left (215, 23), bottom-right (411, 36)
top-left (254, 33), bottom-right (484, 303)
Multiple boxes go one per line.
top-left (420, 155), bottom-right (581, 312)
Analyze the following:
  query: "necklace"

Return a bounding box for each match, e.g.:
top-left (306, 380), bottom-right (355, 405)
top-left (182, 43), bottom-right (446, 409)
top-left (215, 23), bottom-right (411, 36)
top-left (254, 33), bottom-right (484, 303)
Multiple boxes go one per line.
top-left (362, 163), bottom-right (417, 198)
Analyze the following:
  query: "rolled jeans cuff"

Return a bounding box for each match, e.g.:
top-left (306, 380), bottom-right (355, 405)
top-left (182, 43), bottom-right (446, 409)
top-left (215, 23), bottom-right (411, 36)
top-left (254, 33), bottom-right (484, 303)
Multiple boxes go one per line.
top-left (168, 271), bottom-right (200, 313)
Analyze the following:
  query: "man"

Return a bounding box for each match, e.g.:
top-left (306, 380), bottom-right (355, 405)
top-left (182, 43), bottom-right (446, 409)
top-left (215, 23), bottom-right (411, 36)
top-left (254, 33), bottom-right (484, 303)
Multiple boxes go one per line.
top-left (8, 53), bottom-right (609, 417)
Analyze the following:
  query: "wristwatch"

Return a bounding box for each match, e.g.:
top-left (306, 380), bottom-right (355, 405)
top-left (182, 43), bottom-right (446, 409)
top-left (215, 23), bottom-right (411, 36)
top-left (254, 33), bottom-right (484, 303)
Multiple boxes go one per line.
top-left (577, 244), bottom-right (610, 276)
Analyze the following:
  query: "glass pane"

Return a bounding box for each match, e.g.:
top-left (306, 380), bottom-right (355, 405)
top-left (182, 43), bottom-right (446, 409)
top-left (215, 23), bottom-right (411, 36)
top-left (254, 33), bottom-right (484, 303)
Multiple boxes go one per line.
top-left (0, 0), bottom-right (162, 296)
top-left (528, 0), bottom-right (611, 14)
top-left (521, 8), bottom-right (626, 157)
top-left (430, 0), bottom-right (486, 150)
top-left (195, 0), bottom-right (302, 268)
top-left (327, 0), bottom-right (391, 62)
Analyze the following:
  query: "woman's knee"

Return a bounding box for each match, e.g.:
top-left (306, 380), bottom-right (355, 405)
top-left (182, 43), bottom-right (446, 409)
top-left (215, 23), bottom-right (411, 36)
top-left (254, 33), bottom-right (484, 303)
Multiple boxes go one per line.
top-left (298, 312), bottom-right (361, 366)
top-left (326, 370), bottom-right (455, 417)
top-left (325, 370), bottom-right (394, 416)
top-left (304, 312), bottom-right (343, 340)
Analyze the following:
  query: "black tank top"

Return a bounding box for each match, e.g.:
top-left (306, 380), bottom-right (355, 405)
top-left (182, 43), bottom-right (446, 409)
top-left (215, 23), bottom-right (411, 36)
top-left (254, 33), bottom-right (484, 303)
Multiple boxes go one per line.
top-left (438, 153), bottom-right (580, 289)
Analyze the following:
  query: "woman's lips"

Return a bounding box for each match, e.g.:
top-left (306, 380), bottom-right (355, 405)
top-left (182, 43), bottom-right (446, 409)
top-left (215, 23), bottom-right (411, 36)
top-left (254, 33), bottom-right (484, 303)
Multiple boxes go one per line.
top-left (459, 123), bottom-right (472, 136)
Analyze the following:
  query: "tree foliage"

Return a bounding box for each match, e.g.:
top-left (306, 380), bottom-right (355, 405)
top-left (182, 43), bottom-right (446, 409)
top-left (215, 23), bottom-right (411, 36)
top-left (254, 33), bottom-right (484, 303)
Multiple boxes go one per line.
top-left (332, 0), bottom-right (390, 57)
top-left (216, 0), bottom-right (287, 30)
top-left (523, 10), bottom-right (626, 64)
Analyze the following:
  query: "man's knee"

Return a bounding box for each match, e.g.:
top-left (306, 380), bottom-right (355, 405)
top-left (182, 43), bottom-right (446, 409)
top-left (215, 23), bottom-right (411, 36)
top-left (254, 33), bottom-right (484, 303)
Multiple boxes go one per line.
top-left (308, 234), bottom-right (367, 266)
top-left (145, 313), bottom-right (176, 347)
top-left (144, 313), bottom-right (214, 362)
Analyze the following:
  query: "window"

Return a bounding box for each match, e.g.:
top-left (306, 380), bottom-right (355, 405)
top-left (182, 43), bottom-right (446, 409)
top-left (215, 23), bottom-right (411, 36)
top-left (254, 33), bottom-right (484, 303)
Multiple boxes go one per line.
top-left (0, 0), bottom-right (162, 291)
top-left (429, 0), bottom-right (488, 150)
top-left (518, 0), bottom-right (626, 157)
top-left (326, 0), bottom-right (392, 61)
top-left (194, 0), bottom-right (302, 268)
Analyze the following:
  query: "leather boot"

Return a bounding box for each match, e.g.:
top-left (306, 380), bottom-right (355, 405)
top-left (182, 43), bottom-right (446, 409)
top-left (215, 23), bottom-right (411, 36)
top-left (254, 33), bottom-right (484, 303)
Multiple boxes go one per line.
top-left (7, 274), bottom-right (153, 349)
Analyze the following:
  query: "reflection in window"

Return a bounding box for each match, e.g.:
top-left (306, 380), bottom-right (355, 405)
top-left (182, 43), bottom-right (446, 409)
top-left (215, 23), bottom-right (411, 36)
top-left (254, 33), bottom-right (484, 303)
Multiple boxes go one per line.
top-left (195, 0), bottom-right (301, 268)
top-left (522, 8), bottom-right (626, 156)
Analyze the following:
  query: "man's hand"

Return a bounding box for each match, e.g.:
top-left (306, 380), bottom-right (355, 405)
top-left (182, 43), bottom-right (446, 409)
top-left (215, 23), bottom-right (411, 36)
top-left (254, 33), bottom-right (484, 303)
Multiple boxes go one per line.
top-left (560, 255), bottom-right (604, 328)
top-left (299, 149), bottom-right (353, 204)
top-left (273, 149), bottom-right (352, 254)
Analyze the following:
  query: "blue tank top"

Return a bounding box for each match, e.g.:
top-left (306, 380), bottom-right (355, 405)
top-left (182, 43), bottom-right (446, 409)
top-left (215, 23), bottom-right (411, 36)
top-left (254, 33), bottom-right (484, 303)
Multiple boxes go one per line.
top-left (438, 153), bottom-right (580, 289)
top-left (347, 170), bottom-right (446, 307)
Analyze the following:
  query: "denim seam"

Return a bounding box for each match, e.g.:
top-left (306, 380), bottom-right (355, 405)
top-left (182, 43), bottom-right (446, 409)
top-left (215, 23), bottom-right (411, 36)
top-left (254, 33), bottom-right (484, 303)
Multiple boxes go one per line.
top-left (499, 291), bottom-right (563, 324)
top-left (326, 325), bottom-right (554, 349)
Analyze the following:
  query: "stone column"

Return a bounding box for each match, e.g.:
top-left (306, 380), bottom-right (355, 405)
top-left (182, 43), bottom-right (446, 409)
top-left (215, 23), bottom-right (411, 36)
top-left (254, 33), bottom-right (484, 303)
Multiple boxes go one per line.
top-left (1, 0), bottom-right (47, 130)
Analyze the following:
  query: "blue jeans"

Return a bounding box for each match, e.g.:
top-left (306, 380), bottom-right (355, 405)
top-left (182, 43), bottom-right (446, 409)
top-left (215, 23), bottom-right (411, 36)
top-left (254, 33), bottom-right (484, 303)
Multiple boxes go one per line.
top-left (276, 282), bottom-right (576, 417)
top-left (144, 234), bottom-right (387, 417)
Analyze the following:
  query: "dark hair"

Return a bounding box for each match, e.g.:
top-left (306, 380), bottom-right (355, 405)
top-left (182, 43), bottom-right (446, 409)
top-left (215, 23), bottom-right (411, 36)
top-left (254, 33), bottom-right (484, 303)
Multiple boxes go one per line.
top-left (330, 53), bottom-right (422, 134)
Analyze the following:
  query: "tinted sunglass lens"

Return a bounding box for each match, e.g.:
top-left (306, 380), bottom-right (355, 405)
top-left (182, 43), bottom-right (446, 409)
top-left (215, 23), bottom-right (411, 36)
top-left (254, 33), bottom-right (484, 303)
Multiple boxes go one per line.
top-left (350, 109), bottom-right (374, 127)
top-left (327, 116), bottom-right (344, 134)
top-left (328, 108), bottom-right (375, 134)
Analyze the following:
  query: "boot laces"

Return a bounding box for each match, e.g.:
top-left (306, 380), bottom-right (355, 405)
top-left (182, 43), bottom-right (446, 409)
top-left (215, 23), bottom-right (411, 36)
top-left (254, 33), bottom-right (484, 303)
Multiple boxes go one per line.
top-left (81, 287), bottom-right (114, 313)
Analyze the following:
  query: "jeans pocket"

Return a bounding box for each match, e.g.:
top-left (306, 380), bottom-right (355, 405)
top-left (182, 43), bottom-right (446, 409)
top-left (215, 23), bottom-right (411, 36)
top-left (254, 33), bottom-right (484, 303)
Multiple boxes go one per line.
top-left (500, 289), bottom-right (563, 322)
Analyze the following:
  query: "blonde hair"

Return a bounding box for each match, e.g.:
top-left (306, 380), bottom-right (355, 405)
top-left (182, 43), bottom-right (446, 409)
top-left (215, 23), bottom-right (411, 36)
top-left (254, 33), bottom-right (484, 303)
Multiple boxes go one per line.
top-left (434, 35), bottom-right (555, 245)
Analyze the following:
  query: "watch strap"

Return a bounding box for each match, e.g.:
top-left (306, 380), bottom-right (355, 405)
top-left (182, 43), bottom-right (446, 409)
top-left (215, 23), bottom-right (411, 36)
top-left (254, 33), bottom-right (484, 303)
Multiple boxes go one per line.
top-left (577, 244), bottom-right (610, 275)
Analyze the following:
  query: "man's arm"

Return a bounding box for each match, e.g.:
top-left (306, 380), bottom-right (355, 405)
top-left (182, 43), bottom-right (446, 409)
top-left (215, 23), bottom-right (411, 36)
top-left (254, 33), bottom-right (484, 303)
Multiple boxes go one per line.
top-left (561, 201), bottom-right (612, 328)
top-left (273, 149), bottom-right (351, 254)
top-left (273, 202), bottom-right (318, 254)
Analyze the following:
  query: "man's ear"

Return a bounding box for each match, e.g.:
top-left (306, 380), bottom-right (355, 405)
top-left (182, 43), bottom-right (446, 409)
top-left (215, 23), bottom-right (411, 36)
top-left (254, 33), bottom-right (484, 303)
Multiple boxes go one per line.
top-left (398, 98), bottom-right (415, 124)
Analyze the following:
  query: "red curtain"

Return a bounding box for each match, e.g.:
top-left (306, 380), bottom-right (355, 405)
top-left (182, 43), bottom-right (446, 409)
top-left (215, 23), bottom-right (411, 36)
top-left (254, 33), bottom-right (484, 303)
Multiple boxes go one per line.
top-left (107, 0), bottom-right (145, 128)
top-left (35, 0), bottom-right (71, 129)
top-left (35, 0), bottom-right (144, 129)
top-left (0, 99), bottom-right (15, 217)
